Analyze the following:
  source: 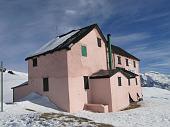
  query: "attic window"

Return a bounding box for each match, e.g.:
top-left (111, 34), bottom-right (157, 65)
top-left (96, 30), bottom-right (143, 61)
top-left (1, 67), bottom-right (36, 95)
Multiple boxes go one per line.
top-left (84, 76), bottom-right (89, 89)
top-left (97, 38), bottom-right (101, 47)
top-left (117, 56), bottom-right (121, 64)
top-left (133, 61), bottom-right (136, 68)
top-left (81, 45), bottom-right (87, 57)
top-left (118, 77), bottom-right (122, 86)
top-left (126, 59), bottom-right (129, 66)
top-left (33, 58), bottom-right (37, 67)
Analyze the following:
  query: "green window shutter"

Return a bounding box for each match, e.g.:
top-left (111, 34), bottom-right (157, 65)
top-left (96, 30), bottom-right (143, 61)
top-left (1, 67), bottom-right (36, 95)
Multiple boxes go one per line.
top-left (81, 46), bottom-right (87, 57)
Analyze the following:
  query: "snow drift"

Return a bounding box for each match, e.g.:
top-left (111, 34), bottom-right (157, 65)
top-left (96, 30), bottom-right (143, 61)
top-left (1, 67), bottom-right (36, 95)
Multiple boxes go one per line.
top-left (20, 92), bottom-right (61, 111)
top-left (3, 70), bottom-right (28, 103)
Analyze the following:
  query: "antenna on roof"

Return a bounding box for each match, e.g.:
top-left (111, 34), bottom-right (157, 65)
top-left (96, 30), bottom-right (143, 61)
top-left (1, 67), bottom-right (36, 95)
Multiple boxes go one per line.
top-left (55, 26), bottom-right (59, 38)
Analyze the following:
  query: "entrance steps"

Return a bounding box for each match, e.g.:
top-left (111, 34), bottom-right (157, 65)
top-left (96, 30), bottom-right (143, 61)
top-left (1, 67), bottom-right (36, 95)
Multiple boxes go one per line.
top-left (84, 103), bottom-right (108, 113)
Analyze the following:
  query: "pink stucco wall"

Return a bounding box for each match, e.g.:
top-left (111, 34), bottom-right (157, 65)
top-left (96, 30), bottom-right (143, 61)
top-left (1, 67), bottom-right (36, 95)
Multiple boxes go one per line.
top-left (89, 78), bottom-right (112, 112)
top-left (114, 54), bottom-right (140, 74)
top-left (87, 72), bottom-right (142, 112)
top-left (29, 50), bottom-right (70, 112)
top-left (67, 28), bottom-right (108, 112)
top-left (13, 84), bottom-right (32, 101)
top-left (110, 72), bottom-right (130, 111)
top-left (26, 50), bottom-right (70, 112)
top-left (13, 27), bottom-right (142, 113)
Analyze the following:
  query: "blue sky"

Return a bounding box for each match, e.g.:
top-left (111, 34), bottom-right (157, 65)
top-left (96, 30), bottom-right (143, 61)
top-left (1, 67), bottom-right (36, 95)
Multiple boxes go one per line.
top-left (0, 0), bottom-right (170, 74)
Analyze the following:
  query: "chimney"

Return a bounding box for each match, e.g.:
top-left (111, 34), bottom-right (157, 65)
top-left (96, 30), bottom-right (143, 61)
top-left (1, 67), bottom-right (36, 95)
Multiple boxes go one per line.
top-left (107, 34), bottom-right (113, 70)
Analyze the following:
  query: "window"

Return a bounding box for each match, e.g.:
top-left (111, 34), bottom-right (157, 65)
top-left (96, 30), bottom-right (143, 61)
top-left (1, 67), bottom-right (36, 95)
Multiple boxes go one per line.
top-left (33, 58), bottom-right (37, 67)
top-left (118, 56), bottom-right (121, 64)
top-left (118, 77), bottom-right (122, 86)
top-left (83, 76), bottom-right (89, 89)
top-left (128, 79), bottom-right (130, 86)
top-left (81, 45), bottom-right (87, 57)
top-left (135, 78), bottom-right (138, 85)
top-left (126, 59), bottom-right (129, 66)
top-left (133, 61), bottom-right (136, 68)
top-left (97, 38), bottom-right (101, 47)
top-left (43, 78), bottom-right (49, 91)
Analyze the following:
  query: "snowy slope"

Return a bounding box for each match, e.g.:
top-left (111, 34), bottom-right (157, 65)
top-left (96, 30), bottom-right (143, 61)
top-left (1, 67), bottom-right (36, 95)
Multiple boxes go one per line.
top-left (0, 87), bottom-right (170, 127)
top-left (1, 69), bottom-right (170, 126)
top-left (141, 71), bottom-right (170, 90)
top-left (3, 70), bottom-right (28, 103)
top-left (75, 87), bottom-right (170, 127)
top-left (0, 92), bottom-right (112, 127)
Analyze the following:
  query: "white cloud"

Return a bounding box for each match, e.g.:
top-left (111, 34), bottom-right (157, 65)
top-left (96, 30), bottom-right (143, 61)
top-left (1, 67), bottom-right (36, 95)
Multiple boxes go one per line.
top-left (150, 63), bottom-right (170, 67)
top-left (65, 10), bottom-right (77, 15)
top-left (133, 12), bottom-right (170, 22)
top-left (112, 33), bottom-right (150, 44)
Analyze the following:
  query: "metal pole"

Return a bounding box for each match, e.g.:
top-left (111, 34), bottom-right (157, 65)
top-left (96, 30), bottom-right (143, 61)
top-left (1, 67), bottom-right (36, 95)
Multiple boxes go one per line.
top-left (0, 61), bottom-right (3, 112)
top-left (107, 34), bottom-right (113, 70)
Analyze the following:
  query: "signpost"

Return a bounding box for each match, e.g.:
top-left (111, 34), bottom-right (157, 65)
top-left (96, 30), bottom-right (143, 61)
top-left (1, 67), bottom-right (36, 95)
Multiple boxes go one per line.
top-left (0, 61), bottom-right (4, 112)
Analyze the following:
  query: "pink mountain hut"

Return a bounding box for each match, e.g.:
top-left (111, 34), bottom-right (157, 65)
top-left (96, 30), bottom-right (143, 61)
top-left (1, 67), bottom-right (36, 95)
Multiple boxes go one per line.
top-left (12, 24), bottom-right (143, 113)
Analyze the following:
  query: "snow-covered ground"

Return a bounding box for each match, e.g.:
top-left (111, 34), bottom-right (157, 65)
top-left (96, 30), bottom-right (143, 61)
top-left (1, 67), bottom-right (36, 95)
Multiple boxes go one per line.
top-left (1, 70), bottom-right (170, 127)
top-left (0, 92), bottom-right (112, 127)
top-left (0, 87), bottom-right (170, 127)
top-left (75, 87), bottom-right (170, 127)
top-left (3, 70), bottom-right (28, 103)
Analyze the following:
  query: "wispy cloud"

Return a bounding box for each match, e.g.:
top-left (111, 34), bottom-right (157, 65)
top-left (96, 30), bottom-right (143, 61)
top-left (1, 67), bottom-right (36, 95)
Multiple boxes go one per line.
top-left (65, 10), bottom-right (77, 15)
top-left (133, 12), bottom-right (170, 22)
top-left (126, 38), bottom-right (170, 74)
top-left (112, 32), bottom-right (150, 44)
top-left (150, 62), bottom-right (170, 67)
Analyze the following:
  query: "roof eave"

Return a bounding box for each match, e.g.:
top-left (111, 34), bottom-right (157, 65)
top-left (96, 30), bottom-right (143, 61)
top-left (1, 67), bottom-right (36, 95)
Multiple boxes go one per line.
top-left (25, 24), bottom-right (107, 61)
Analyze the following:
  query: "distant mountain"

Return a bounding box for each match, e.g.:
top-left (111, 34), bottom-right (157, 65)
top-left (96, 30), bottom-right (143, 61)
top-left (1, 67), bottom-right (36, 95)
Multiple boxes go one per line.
top-left (141, 71), bottom-right (170, 91)
top-left (3, 70), bottom-right (28, 103)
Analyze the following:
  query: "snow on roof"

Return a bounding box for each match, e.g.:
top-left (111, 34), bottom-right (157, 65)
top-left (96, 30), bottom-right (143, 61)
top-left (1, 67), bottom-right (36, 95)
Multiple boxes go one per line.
top-left (29, 30), bottom-right (80, 58)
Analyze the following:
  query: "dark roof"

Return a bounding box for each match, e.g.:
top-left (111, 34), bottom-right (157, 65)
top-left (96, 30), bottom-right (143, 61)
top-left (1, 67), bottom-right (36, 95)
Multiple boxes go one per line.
top-left (11, 81), bottom-right (28, 89)
top-left (111, 45), bottom-right (140, 61)
top-left (90, 67), bottom-right (138, 79)
top-left (25, 24), bottom-right (107, 60)
top-left (25, 23), bottom-right (139, 61)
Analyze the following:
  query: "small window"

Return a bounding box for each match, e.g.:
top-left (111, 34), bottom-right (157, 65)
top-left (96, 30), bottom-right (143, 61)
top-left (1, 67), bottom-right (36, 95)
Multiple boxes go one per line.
top-left (128, 79), bottom-right (130, 86)
top-left (126, 59), bottom-right (129, 66)
top-left (118, 56), bottom-right (121, 64)
top-left (84, 76), bottom-right (89, 89)
top-left (97, 38), bottom-right (101, 47)
top-left (133, 61), bottom-right (136, 68)
top-left (33, 58), bottom-right (37, 67)
top-left (135, 78), bottom-right (138, 85)
top-left (43, 78), bottom-right (49, 91)
top-left (118, 77), bottom-right (122, 86)
top-left (81, 45), bottom-right (87, 57)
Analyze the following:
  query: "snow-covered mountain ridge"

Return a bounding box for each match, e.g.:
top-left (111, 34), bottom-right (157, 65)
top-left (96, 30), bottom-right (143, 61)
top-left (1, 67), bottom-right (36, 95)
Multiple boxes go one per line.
top-left (141, 71), bottom-right (170, 90)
